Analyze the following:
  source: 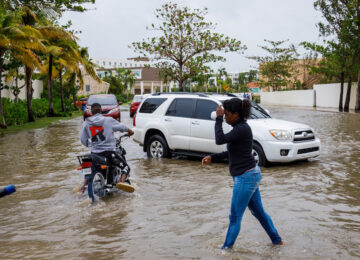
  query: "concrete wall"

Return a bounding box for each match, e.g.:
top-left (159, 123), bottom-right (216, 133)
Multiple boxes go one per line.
top-left (314, 83), bottom-right (358, 109)
top-left (260, 83), bottom-right (359, 109)
top-left (1, 79), bottom-right (43, 100)
top-left (261, 89), bottom-right (314, 107)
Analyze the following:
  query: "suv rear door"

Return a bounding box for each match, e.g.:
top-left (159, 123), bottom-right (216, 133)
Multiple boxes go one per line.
top-left (190, 99), bottom-right (227, 153)
top-left (164, 98), bottom-right (195, 150)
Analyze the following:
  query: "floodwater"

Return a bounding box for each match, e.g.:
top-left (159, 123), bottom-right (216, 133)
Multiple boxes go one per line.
top-left (0, 106), bottom-right (359, 259)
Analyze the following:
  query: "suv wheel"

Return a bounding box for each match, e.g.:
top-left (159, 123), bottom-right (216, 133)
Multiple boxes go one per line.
top-left (147, 135), bottom-right (170, 158)
top-left (252, 143), bottom-right (267, 167)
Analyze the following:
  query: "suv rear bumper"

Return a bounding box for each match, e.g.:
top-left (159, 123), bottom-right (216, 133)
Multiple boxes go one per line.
top-left (262, 138), bottom-right (321, 162)
top-left (133, 128), bottom-right (143, 145)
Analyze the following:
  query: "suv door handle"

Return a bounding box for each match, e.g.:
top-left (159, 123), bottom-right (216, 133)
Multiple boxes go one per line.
top-left (165, 118), bottom-right (172, 122)
top-left (191, 121), bottom-right (200, 125)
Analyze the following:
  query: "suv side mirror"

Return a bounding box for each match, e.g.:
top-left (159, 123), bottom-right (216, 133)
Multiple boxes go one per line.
top-left (211, 111), bottom-right (217, 120)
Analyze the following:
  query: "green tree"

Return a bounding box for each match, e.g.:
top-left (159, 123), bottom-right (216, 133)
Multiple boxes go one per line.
top-left (249, 39), bottom-right (298, 91)
top-left (132, 2), bottom-right (245, 91)
top-left (237, 70), bottom-right (258, 92)
top-left (314, 0), bottom-right (360, 112)
top-left (39, 24), bottom-right (78, 115)
top-left (0, 7), bottom-right (45, 126)
top-left (301, 41), bottom-right (355, 111)
top-left (2, 0), bottom-right (95, 15)
top-left (20, 7), bottom-right (47, 122)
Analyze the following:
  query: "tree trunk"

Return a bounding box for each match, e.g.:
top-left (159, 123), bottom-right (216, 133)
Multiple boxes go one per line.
top-left (179, 78), bottom-right (184, 92)
top-left (72, 92), bottom-right (77, 110)
top-left (339, 72), bottom-right (344, 112)
top-left (48, 54), bottom-right (54, 116)
top-left (356, 69), bottom-right (360, 113)
top-left (25, 66), bottom-right (35, 122)
top-left (0, 51), bottom-right (7, 128)
top-left (59, 68), bottom-right (65, 112)
top-left (14, 68), bottom-right (19, 103)
top-left (344, 77), bottom-right (352, 112)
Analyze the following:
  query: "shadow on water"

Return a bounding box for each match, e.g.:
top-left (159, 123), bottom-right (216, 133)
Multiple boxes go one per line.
top-left (0, 108), bottom-right (360, 259)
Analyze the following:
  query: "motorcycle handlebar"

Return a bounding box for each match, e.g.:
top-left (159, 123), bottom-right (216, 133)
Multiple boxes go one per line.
top-left (0, 185), bottom-right (16, 198)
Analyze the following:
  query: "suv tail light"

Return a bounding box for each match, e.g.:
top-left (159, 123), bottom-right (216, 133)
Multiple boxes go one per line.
top-left (133, 112), bottom-right (137, 126)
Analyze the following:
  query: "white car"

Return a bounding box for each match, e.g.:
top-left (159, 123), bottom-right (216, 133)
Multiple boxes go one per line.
top-left (132, 93), bottom-right (321, 166)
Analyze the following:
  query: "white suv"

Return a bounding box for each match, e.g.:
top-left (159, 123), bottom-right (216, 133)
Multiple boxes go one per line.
top-left (132, 93), bottom-right (321, 166)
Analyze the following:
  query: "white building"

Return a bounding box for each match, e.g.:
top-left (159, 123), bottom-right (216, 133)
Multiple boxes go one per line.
top-left (93, 57), bottom-right (152, 69)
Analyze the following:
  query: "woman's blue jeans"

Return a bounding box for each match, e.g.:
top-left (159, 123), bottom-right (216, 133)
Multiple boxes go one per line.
top-left (222, 166), bottom-right (282, 249)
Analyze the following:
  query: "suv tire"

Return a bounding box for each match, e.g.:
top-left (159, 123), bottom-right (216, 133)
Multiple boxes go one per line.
top-left (146, 134), bottom-right (170, 158)
top-left (253, 142), bottom-right (268, 167)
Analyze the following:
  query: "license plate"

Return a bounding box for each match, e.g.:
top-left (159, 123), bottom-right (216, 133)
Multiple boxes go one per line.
top-left (81, 168), bottom-right (91, 176)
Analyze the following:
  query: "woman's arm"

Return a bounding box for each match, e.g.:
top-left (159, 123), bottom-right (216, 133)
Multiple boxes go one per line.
top-left (215, 118), bottom-right (242, 145)
top-left (211, 151), bottom-right (229, 162)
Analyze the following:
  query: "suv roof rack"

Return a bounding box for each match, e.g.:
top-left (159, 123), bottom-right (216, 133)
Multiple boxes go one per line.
top-left (152, 92), bottom-right (208, 97)
top-left (203, 92), bottom-right (237, 97)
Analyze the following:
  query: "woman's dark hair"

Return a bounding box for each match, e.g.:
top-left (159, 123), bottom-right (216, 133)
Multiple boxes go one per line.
top-left (223, 98), bottom-right (251, 121)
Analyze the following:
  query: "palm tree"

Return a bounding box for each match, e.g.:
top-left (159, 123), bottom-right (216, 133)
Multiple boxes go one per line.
top-left (63, 46), bottom-right (100, 109)
top-left (39, 25), bottom-right (77, 115)
top-left (0, 7), bottom-right (44, 127)
top-left (19, 7), bottom-right (46, 122)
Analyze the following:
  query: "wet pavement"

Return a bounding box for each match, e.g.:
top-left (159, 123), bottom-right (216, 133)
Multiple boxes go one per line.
top-left (0, 106), bottom-right (359, 259)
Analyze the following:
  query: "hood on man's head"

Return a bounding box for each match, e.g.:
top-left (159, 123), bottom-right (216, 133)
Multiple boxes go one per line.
top-left (86, 113), bottom-right (105, 126)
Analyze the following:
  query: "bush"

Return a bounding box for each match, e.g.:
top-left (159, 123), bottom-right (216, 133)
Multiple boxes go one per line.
top-left (114, 94), bottom-right (132, 103)
top-left (2, 98), bottom-right (28, 126)
top-left (2, 97), bottom-right (78, 127)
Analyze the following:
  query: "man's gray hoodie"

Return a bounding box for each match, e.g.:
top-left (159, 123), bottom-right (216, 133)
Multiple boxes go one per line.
top-left (80, 114), bottom-right (129, 153)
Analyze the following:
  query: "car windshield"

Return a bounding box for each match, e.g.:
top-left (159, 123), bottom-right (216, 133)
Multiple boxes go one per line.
top-left (250, 102), bottom-right (271, 119)
top-left (219, 100), bottom-right (271, 119)
top-left (133, 96), bottom-right (143, 102)
top-left (88, 96), bottom-right (117, 106)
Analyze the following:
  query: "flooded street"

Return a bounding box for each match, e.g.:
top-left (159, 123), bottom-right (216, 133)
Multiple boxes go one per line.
top-left (0, 106), bottom-right (360, 259)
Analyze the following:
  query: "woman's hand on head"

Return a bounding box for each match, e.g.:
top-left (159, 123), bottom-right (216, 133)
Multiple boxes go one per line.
top-left (202, 155), bottom-right (212, 166)
top-left (216, 105), bottom-right (224, 117)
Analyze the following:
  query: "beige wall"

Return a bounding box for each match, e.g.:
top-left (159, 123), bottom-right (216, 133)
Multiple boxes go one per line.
top-left (77, 71), bottom-right (110, 96)
top-left (259, 58), bottom-right (323, 91)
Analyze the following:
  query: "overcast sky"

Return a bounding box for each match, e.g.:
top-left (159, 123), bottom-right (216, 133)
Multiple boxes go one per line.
top-left (61, 0), bottom-right (324, 73)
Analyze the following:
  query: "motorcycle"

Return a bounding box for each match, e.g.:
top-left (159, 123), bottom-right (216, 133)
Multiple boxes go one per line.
top-left (76, 134), bottom-right (132, 202)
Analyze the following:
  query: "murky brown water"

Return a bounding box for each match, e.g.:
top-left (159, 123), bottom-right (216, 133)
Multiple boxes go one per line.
top-left (0, 106), bottom-right (359, 259)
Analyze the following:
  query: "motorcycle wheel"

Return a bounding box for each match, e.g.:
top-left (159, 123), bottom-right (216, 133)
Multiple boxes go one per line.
top-left (88, 172), bottom-right (106, 202)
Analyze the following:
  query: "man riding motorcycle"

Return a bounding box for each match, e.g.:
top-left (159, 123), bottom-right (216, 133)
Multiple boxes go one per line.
top-left (78, 102), bottom-right (134, 193)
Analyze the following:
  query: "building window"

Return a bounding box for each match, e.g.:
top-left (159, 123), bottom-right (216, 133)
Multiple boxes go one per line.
top-left (97, 73), bottom-right (102, 78)
top-left (103, 61), bottom-right (105, 65)
top-left (96, 61), bottom-right (99, 64)
top-left (125, 63), bottom-right (127, 67)
top-left (114, 62), bottom-right (117, 66)
top-left (120, 63), bottom-right (122, 66)
top-left (86, 85), bottom-right (90, 92)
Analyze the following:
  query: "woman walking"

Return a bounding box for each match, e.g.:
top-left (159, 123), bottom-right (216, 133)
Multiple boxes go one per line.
top-left (202, 98), bottom-right (283, 250)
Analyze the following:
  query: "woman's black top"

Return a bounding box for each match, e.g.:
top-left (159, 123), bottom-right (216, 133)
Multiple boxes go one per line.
top-left (211, 116), bottom-right (256, 176)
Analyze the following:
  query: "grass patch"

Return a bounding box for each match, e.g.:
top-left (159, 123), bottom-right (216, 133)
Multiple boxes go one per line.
top-left (0, 110), bottom-right (82, 136)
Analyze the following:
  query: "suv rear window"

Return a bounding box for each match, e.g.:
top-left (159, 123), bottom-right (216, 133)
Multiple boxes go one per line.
top-left (139, 98), bottom-right (167, 113)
